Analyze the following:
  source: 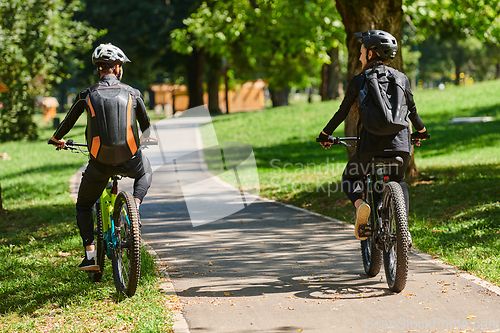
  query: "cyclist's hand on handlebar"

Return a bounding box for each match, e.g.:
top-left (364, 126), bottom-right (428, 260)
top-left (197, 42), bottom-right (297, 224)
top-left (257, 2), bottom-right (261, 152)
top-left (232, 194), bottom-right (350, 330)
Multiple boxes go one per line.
top-left (140, 136), bottom-right (158, 145)
top-left (411, 129), bottom-right (430, 140)
top-left (411, 128), bottom-right (430, 146)
top-left (318, 132), bottom-right (334, 149)
top-left (49, 136), bottom-right (66, 150)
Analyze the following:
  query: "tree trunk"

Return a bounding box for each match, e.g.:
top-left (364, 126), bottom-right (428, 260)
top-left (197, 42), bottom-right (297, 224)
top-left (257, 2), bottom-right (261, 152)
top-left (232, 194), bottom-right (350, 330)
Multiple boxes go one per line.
top-left (335, 0), bottom-right (418, 177)
top-left (187, 48), bottom-right (206, 109)
top-left (496, 62), bottom-right (500, 80)
top-left (454, 61), bottom-right (461, 86)
top-left (326, 47), bottom-right (342, 100)
top-left (321, 63), bottom-right (328, 101)
top-left (207, 55), bottom-right (223, 115)
top-left (269, 88), bottom-right (290, 107)
top-left (0, 183), bottom-right (4, 212)
top-left (59, 85), bottom-right (66, 114)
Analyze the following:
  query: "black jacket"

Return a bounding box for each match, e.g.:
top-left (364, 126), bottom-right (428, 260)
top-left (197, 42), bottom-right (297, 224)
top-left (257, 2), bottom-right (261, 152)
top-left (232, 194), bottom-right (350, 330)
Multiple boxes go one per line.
top-left (54, 75), bottom-right (150, 165)
top-left (323, 65), bottom-right (425, 154)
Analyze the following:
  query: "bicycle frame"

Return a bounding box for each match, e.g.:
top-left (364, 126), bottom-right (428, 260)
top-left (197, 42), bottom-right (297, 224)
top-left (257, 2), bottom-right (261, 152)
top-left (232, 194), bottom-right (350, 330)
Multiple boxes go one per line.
top-left (99, 176), bottom-right (120, 256)
top-left (364, 162), bottom-right (399, 249)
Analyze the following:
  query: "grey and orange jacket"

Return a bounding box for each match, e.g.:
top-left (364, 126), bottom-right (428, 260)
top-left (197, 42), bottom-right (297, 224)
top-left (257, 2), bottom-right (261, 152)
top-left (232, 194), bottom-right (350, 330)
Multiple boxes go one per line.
top-left (54, 75), bottom-right (150, 165)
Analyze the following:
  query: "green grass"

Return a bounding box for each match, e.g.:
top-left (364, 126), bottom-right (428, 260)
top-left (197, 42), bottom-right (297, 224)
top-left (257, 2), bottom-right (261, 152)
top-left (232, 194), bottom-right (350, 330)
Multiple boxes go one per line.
top-left (0, 117), bottom-right (175, 332)
top-left (207, 80), bottom-right (500, 286)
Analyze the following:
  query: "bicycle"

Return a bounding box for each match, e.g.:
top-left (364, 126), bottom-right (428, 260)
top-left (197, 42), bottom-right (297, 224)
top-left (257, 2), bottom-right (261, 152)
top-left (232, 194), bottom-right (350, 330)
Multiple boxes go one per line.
top-left (316, 136), bottom-right (421, 292)
top-left (48, 138), bottom-right (155, 297)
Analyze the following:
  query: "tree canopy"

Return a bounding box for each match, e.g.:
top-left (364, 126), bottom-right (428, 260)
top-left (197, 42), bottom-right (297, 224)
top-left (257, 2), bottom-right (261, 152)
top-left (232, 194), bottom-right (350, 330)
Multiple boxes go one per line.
top-left (171, 0), bottom-right (345, 106)
top-left (0, 0), bottom-right (102, 142)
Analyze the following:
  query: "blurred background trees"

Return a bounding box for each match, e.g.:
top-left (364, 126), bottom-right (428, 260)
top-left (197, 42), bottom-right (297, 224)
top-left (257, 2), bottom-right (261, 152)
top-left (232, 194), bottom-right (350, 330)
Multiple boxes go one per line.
top-left (0, 0), bottom-right (102, 141)
top-left (2, 0), bottom-right (500, 143)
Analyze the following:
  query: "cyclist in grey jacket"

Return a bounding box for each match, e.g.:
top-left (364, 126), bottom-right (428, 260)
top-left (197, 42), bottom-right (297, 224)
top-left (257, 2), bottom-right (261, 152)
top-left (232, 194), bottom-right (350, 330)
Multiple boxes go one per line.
top-left (50, 44), bottom-right (153, 270)
top-left (318, 30), bottom-right (429, 240)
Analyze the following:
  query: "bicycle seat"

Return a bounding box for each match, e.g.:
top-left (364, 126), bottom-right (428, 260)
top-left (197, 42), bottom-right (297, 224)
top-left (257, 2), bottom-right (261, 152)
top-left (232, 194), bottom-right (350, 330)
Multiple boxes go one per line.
top-left (372, 156), bottom-right (404, 167)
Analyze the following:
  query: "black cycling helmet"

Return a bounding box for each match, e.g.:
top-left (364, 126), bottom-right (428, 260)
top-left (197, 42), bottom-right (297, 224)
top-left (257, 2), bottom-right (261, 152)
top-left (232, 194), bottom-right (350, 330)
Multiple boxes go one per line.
top-left (92, 43), bottom-right (131, 66)
top-left (354, 30), bottom-right (398, 60)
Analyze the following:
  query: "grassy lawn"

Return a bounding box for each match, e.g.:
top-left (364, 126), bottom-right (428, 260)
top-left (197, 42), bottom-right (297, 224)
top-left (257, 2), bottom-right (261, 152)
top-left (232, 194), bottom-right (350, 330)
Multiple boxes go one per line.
top-left (208, 80), bottom-right (500, 286)
top-left (0, 112), bottom-right (175, 332)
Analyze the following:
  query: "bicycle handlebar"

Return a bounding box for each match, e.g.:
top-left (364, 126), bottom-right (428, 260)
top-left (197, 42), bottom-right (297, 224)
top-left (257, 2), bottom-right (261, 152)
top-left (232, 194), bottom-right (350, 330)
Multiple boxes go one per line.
top-left (316, 136), bottom-right (357, 147)
top-left (47, 139), bottom-right (86, 150)
top-left (48, 138), bottom-right (158, 150)
top-left (316, 135), bottom-right (426, 147)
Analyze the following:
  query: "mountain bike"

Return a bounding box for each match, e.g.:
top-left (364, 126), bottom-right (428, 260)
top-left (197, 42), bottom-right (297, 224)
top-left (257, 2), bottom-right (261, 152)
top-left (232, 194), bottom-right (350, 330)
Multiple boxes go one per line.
top-left (48, 139), bottom-right (155, 297)
top-left (316, 136), bottom-right (422, 293)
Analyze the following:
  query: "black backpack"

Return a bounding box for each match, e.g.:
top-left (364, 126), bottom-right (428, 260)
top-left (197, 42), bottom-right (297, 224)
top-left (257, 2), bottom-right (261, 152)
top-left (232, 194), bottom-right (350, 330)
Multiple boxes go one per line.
top-left (357, 64), bottom-right (409, 136)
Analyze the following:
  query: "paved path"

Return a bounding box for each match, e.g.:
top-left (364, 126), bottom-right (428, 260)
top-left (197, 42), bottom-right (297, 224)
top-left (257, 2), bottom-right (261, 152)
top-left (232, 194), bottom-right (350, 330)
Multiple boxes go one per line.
top-left (125, 110), bottom-right (500, 332)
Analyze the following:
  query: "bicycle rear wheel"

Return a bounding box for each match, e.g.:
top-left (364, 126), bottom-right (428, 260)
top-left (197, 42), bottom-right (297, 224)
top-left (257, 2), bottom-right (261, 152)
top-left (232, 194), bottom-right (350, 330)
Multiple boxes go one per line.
top-left (382, 182), bottom-right (410, 293)
top-left (88, 203), bottom-right (105, 282)
top-left (111, 191), bottom-right (141, 297)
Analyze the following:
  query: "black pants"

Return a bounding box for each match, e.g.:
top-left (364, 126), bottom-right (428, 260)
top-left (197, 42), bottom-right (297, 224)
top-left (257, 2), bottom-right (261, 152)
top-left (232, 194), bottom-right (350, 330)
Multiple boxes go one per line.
top-left (76, 150), bottom-right (152, 247)
top-left (342, 151), bottom-right (410, 213)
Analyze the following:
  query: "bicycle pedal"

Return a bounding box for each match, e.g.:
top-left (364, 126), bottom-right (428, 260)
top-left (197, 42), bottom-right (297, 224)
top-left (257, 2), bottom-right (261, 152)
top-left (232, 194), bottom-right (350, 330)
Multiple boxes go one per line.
top-left (359, 225), bottom-right (372, 237)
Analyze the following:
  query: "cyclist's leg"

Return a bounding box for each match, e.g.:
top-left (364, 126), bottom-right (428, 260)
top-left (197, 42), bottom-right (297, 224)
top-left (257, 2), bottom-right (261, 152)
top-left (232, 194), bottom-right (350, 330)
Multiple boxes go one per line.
top-left (342, 154), bottom-right (372, 240)
top-left (120, 150), bottom-right (153, 206)
top-left (388, 152), bottom-right (410, 215)
top-left (76, 161), bottom-right (110, 248)
top-left (342, 154), bottom-right (371, 206)
top-left (133, 153), bottom-right (152, 204)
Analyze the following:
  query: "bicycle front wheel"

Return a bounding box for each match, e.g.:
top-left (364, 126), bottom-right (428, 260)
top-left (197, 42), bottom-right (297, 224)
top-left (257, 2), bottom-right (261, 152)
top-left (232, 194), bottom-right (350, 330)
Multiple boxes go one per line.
top-left (382, 182), bottom-right (410, 293)
top-left (112, 191), bottom-right (141, 297)
top-left (89, 203), bottom-right (105, 282)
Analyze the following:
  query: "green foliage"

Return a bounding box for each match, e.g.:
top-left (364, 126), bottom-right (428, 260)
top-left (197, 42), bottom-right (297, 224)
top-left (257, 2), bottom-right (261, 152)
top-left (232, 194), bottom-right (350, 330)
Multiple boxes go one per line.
top-left (75, 0), bottom-right (203, 90)
top-left (171, 0), bottom-right (345, 91)
top-left (243, 0), bottom-right (344, 90)
top-left (0, 0), bottom-right (102, 142)
top-left (171, 1), bottom-right (248, 57)
top-left (403, 0), bottom-right (500, 85)
top-left (404, 0), bottom-right (500, 42)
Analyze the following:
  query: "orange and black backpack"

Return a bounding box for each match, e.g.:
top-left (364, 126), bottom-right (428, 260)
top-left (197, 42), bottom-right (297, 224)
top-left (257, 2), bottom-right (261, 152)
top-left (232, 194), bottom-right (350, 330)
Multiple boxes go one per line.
top-left (85, 84), bottom-right (139, 165)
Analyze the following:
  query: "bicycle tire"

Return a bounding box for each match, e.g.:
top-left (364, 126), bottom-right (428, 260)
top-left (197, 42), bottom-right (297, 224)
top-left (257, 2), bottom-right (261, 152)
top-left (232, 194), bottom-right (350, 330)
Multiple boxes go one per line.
top-left (382, 182), bottom-right (410, 293)
top-left (88, 203), bottom-right (106, 282)
top-left (111, 191), bottom-right (141, 297)
top-left (361, 236), bottom-right (382, 277)
top-left (361, 179), bottom-right (382, 277)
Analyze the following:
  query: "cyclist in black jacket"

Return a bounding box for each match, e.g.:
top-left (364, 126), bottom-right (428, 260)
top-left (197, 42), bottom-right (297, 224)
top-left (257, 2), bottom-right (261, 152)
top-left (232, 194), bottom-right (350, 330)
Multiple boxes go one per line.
top-left (318, 30), bottom-right (429, 241)
top-left (50, 43), bottom-right (153, 270)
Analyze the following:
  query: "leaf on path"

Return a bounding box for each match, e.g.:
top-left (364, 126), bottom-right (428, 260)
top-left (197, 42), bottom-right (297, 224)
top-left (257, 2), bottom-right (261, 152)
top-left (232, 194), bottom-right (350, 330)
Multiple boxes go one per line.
top-left (423, 307), bottom-right (432, 309)
top-left (467, 315), bottom-right (476, 319)
top-left (209, 261), bottom-right (213, 266)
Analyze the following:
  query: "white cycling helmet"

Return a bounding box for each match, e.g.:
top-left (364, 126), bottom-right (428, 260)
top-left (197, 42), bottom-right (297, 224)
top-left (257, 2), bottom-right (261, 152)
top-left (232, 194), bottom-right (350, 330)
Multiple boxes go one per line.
top-left (92, 43), bottom-right (131, 65)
